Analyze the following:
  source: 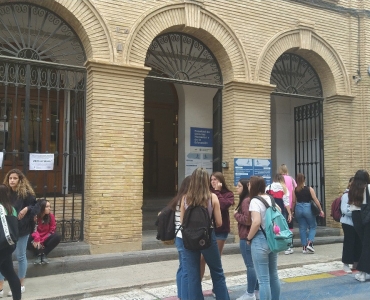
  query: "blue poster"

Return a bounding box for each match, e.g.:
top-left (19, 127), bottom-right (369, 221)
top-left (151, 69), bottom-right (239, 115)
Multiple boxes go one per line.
top-left (190, 127), bottom-right (213, 147)
top-left (234, 158), bottom-right (271, 186)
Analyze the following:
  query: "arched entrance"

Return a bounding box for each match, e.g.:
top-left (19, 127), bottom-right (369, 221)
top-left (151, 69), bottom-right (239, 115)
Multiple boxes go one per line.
top-left (0, 3), bottom-right (86, 241)
top-left (270, 52), bottom-right (325, 223)
top-left (143, 32), bottom-right (223, 229)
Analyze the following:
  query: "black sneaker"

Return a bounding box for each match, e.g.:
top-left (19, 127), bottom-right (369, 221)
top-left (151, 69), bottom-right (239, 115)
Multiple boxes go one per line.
top-left (306, 242), bottom-right (315, 253)
top-left (34, 255), bottom-right (42, 265)
top-left (41, 254), bottom-right (49, 264)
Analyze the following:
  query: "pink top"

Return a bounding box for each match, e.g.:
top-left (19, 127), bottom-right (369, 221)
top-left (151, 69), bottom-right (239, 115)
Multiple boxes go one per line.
top-left (283, 175), bottom-right (297, 207)
top-left (31, 213), bottom-right (57, 244)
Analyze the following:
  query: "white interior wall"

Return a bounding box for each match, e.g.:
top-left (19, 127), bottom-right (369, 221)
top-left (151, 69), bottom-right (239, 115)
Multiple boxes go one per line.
top-left (175, 84), bottom-right (217, 187)
top-left (272, 95), bottom-right (317, 178)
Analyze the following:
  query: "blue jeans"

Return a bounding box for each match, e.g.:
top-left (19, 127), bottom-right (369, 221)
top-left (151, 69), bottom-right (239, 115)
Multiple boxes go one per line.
top-left (175, 237), bottom-right (188, 300)
top-left (0, 234), bottom-right (29, 281)
top-left (251, 231), bottom-right (280, 300)
top-left (240, 239), bottom-right (259, 294)
top-left (184, 230), bottom-right (229, 300)
top-left (295, 202), bottom-right (317, 245)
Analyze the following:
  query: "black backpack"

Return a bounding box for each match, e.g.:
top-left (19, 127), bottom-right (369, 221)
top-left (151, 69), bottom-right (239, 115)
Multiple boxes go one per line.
top-left (155, 206), bottom-right (176, 245)
top-left (180, 205), bottom-right (213, 250)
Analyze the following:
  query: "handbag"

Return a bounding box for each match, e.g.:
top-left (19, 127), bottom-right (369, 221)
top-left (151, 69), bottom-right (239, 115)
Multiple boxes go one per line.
top-left (0, 205), bottom-right (19, 250)
top-left (361, 185), bottom-right (370, 225)
top-left (310, 199), bottom-right (321, 216)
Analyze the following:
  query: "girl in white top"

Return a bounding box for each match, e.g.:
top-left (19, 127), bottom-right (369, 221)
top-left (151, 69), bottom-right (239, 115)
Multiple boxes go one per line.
top-left (348, 170), bottom-right (370, 282)
top-left (247, 176), bottom-right (280, 300)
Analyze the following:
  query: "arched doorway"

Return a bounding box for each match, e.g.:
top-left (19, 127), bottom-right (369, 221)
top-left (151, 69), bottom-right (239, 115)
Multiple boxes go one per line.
top-left (0, 3), bottom-right (86, 241)
top-left (270, 52), bottom-right (325, 223)
top-left (143, 32), bottom-right (223, 230)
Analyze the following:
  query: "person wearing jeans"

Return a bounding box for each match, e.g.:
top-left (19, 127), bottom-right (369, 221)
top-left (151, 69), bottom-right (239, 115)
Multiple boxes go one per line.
top-left (294, 173), bottom-right (324, 254)
top-left (247, 176), bottom-right (280, 300)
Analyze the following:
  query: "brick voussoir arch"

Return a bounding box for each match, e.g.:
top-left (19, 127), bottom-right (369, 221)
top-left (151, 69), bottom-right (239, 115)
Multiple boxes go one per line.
top-left (255, 29), bottom-right (351, 96)
top-left (123, 2), bottom-right (250, 82)
top-left (0, 0), bottom-right (114, 62)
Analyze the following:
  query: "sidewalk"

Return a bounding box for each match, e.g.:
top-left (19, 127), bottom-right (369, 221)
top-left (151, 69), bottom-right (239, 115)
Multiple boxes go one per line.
top-left (15, 243), bottom-right (343, 300)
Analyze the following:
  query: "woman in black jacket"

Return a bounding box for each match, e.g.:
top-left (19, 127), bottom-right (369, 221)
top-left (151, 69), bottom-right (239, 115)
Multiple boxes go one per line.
top-left (0, 169), bottom-right (38, 297)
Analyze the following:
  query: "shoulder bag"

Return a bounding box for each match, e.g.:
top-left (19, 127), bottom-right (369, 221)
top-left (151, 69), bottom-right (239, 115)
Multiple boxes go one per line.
top-left (0, 205), bottom-right (19, 250)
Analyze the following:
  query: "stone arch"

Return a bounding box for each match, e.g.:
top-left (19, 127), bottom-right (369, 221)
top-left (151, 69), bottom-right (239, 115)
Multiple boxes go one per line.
top-left (123, 2), bottom-right (250, 83)
top-left (255, 28), bottom-right (351, 97)
top-left (0, 0), bottom-right (114, 62)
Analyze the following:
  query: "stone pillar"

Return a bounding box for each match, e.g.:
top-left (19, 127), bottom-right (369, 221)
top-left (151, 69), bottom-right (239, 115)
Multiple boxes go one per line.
top-left (222, 81), bottom-right (275, 237)
top-left (323, 94), bottom-right (354, 228)
top-left (85, 59), bottom-right (149, 254)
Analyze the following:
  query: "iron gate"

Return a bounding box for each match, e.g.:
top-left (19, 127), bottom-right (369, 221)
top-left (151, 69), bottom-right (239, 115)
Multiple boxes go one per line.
top-left (0, 3), bottom-right (86, 242)
top-left (294, 101), bottom-right (325, 223)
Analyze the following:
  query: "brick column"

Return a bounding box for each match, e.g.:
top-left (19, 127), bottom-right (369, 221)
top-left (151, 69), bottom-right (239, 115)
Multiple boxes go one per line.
top-left (323, 94), bottom-right (354, 228)
top-left (222, 81), bottom-right (275, 237)
top-left (85, 60), bottom-right (149, 254)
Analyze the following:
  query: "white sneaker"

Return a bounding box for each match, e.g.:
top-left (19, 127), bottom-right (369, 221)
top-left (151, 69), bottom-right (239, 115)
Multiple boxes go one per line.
top-left (255, 290), bottom-right (260, 300)
top-left (306, 243), bottom-right (315, 253)
top-left (284, 247), bottom-right (294, 255)
top-left (302, 246), bottom-right (307, 254)
top-left (355, 272), bottom-right (366, 282)
top-left (0, 289), bottom-right (3, 298)
top-left (236, 292), bottom-right (256, 300)
top-left (343, 264), bottom-right (352, 274)
top-left (7, 286), bottom-right (25, 296)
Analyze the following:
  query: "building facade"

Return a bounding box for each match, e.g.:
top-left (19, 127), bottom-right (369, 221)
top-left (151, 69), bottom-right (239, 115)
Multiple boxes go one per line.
top-left (0, 0), bottom-right (369, 254)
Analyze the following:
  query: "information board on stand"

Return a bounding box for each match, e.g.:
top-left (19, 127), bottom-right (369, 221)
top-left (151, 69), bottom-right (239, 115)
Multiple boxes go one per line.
top-left (234, 158), bottom-right (271, 186)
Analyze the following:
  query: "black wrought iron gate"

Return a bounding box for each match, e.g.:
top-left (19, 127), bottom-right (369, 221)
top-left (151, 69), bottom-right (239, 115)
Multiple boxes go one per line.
top-left (0, 2), bottom-right (87, 242)
top-left (294, 101), bottom-right (325, 223)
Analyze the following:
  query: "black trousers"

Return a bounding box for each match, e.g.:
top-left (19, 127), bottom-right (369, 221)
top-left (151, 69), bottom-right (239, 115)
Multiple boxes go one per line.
top-left (352, 210), bottom-right (370, 273)
top-left (0, 246), bottom-right (21, 300)
top-left (27, 233), bottom-right (61, 256)
top-left (341, 223), bottom-right (362, 265)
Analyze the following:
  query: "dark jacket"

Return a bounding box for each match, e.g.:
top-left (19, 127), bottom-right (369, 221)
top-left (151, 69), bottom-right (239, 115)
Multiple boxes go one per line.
top-left (234, 197), bottom-right (252, 239)
top-left (211, 188), bottom-right (234, 234)
top-left (10, 190), bottom-right (39, 237)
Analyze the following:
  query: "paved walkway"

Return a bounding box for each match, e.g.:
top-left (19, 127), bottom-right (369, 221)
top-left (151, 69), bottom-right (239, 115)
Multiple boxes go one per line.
top-left (6, 243), bottom-right (344, 300)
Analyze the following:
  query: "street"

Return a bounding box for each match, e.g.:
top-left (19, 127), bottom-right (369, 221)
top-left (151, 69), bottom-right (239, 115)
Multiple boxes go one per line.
top-left (83, 261), bottom-right (370, 300)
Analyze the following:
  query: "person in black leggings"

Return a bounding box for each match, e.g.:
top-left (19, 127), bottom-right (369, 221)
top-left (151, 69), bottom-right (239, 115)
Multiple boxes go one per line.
top-left (0, 184), bottom-right (21, 300)
top-left (27, 199), bottom-right (61, 264)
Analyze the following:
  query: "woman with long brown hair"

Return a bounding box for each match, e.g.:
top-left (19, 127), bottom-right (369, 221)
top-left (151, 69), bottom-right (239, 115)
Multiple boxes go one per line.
top-left (180, 168), bottom-right (229, 300)
top-left (294, 173), bottom-right (324, 254)
top-left (348, 170), bottom-right (370, 282)
top-left (0, 169), bottom-right (38, 297)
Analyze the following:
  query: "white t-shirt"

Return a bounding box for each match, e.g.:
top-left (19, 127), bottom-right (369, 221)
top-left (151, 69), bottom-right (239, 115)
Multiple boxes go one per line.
top-left (249, 194), bottom-right (273, 230)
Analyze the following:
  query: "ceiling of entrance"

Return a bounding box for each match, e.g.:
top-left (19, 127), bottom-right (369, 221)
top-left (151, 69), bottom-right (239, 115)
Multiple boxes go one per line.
top-left (0, 3), bottom-right (85, 66)
top-left (271, 53), bottom-right (323, 98)
top-left (145, 32), bottom-right (222, 86)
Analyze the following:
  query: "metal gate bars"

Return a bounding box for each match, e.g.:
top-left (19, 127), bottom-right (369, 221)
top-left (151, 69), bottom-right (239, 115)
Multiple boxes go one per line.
top-left (0, 56), bottom-right (86, 241)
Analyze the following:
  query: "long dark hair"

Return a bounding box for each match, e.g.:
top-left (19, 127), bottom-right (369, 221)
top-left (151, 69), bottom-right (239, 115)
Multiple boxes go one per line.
top-left (0, 184), bottom-right (12, 214)
top-left (249, 176), bottom-right (266, 199)
top-left (210, 172), bottom-right (231, 192)
top-left (236, 178), bottom-right (249, 211)
top-left (295, 173), bottom-right (305, 192)
top-left (169, 176), bottom-right (191, 211)
top-left (349, 170), bottom-right (370, 207)
top-left (37, 198), bottom-right (51, 224)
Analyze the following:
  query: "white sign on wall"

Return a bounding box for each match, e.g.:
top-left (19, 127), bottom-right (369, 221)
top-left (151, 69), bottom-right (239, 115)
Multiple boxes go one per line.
top-left (29, 153), bottom-right (54, 170)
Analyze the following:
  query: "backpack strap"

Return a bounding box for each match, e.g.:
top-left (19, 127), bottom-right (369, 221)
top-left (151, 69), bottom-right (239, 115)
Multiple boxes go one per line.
top-left (254, 195), bottom-right (276, 240)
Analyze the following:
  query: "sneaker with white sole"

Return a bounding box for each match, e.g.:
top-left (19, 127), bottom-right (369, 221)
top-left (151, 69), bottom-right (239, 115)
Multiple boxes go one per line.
top-left (254, 290), bottom-right (260, 300)
top-left (284, 247), bottom-right (294, 255)
top-left (7, 285), bottom-right (25, 296)
top-left (306, 242), bottom-right (315, 253)
top-left (343, 264), bottom-right (352, 273)
top-left (302, 246), bottom-right (307, 254)
top-left (236, 292), bottom-right (256, 300)
top-left (355, 272), bottom-right (366, 282)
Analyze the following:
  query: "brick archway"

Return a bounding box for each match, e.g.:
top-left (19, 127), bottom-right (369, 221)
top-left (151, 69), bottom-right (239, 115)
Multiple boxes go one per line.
top-left (123, 2), bottom-right (250, 83)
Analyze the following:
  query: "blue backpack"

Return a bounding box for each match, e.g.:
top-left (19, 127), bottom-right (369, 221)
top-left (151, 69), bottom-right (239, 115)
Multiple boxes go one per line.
top-left (255, 195), bottom-right (293, 253)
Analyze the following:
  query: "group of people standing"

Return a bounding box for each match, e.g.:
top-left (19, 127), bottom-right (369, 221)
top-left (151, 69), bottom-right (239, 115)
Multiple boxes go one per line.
top-left (0, 169), bottom-right (60, 300)
top-left (170, 164), bottom-right (328, 300)
top-left (340, 170), bottom-right (370, 282)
